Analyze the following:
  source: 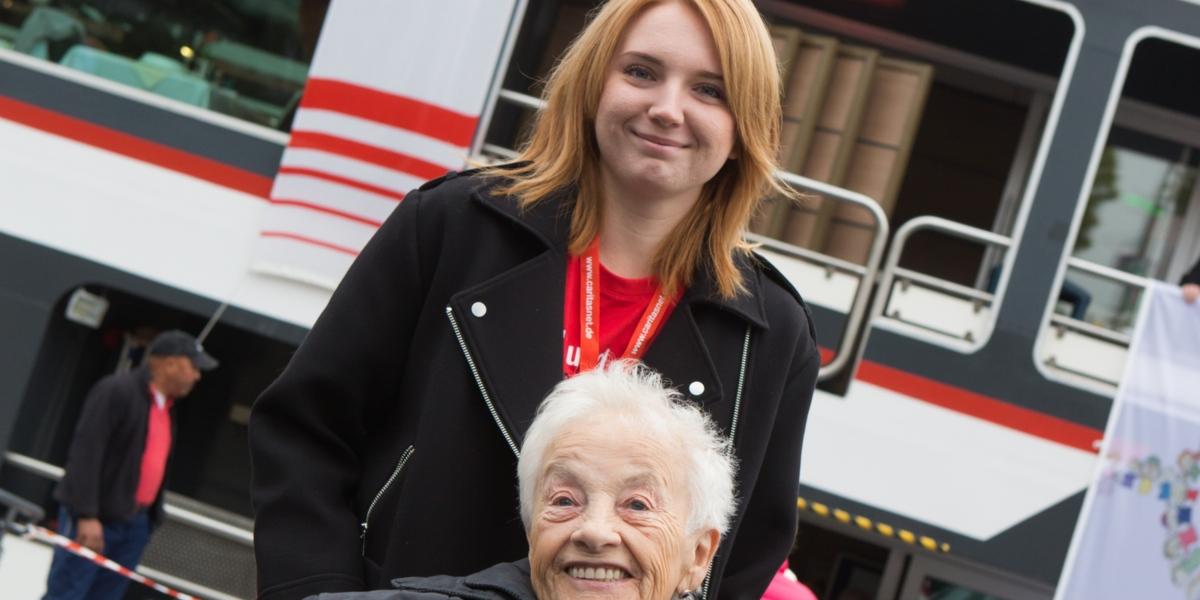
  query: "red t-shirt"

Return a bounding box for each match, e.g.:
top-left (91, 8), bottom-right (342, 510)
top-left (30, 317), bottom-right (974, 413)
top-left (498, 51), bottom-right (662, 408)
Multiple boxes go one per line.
top-left (562, 256), bottom-right (678, 376)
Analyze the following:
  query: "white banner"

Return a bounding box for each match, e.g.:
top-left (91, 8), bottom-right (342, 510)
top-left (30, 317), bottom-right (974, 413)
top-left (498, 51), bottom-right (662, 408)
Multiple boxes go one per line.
top-left (1057, 283), bottom-right (1200, 599)
top-left (252, 0), bottom-right (519, 289)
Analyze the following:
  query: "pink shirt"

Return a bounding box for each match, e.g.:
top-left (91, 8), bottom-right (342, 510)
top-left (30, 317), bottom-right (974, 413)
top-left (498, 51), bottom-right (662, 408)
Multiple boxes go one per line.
top-left (135, 385), bottom-right (173, 507)
top-left (762, 561), bottom-right (819, 600)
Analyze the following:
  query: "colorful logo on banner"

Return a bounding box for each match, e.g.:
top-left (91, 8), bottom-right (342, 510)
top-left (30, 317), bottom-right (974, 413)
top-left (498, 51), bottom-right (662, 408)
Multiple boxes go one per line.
top-left (1056, 284), bottom-right (1200, 600)
top-left (251, 0), bottom-right (518, 289)
top-left (1097, 445), bottom-right (1200, 595)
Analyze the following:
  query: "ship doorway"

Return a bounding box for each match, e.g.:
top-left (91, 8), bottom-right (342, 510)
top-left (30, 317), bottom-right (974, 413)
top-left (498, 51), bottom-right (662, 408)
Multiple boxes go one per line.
top-left (4, 283), bottom-right (295, 516)
top-left (0, 282), bottom-right (298, 598)
top-left (791, 516), bottom-right (1055, 599)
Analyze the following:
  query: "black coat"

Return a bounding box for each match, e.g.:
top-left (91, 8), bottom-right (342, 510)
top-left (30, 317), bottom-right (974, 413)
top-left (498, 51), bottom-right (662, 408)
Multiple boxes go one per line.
top-left (250, 171), bottom-right (820, 600)
top-left (314, 560), bottom-right (536, 600)
top-left (55, 365), bottom-right (170, 527)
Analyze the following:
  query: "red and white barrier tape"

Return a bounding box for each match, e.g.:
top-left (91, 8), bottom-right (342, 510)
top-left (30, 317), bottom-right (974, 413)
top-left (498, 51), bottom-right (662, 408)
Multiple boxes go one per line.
top-left (17, 522), bottom-right (199, 600)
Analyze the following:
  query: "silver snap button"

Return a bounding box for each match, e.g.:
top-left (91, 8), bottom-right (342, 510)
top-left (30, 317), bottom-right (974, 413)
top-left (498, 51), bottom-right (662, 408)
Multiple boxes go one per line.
top-left (471, 302), bottom-right (487, 317)
top-left (688, 381), bottom-right (705, 396)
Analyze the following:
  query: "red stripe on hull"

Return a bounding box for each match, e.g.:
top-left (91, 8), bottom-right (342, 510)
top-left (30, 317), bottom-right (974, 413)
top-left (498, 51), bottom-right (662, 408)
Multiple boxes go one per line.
top-left (819, 346), bottom-right (1102, 453)
top-left (299, 78), bottom-right (477, 147)
top-left (268, 198), bottom-right (384, 227)
top-left (289, 131), bottom-right (446, 181)
top-left (277, 166), bottom-right (406, 201)
top-left (0, 94), bottom-right (273, 198)
top-left (856, 360), bottom-right (1102, 453)
top-left (260, 231), bottom-right (360, 256)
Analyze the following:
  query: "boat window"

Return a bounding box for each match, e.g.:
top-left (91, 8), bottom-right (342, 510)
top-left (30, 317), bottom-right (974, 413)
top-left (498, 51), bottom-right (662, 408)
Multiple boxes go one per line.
top-left (0, 0), bottom-right (329, 131)
top-left (1068, 128), bottom-right (1197, 332)
top-left (1040, 35), bottom-right (1200, 393)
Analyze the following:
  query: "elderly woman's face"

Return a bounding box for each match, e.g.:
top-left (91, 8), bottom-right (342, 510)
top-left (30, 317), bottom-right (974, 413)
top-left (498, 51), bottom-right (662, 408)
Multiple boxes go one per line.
top-left (527, 418), bottom-right (713, 600)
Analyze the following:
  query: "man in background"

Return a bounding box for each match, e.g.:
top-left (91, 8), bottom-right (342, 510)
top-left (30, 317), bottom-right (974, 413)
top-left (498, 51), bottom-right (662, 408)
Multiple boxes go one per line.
top-left (44, 330), bottom-right (217, 600)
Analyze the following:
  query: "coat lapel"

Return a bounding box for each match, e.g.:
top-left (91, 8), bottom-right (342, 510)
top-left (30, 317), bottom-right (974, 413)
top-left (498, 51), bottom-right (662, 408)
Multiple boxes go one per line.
top-left (449, 179), bottom-right (772, 447)
top-left (448, 248), bottom-right (567, 450)
top-left (642, 303), bottom-right (729, 430)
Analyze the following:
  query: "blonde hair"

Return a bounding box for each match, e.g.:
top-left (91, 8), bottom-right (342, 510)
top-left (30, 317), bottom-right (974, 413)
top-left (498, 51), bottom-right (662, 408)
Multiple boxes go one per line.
top-left (486, 0), bottom-right (791, 298)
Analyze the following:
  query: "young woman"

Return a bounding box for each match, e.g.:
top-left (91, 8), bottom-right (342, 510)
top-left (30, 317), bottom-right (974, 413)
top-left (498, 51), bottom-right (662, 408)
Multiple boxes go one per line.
top-left (249, 1), bottom-right (819, 599)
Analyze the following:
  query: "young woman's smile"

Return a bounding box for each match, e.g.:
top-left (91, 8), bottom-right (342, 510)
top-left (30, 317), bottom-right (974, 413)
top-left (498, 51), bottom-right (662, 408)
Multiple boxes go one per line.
top-left (594, 1), bottom-right (736, 209)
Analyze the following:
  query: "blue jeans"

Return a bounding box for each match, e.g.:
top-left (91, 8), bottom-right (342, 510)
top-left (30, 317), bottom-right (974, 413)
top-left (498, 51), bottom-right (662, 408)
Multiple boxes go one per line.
top-left (42, 507), bottom-right (151, 600)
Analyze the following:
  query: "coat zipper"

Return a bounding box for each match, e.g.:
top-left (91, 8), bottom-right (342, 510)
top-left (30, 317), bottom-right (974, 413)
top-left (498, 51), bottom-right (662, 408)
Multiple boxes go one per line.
top-left (728, 325), bottom-right (752, 446)
top-left (445, 306), bottom-right (520, 457)
top-left (702, 325), bottom-right (753, 599)
top-left (361, 444), bottom-right (415, 555)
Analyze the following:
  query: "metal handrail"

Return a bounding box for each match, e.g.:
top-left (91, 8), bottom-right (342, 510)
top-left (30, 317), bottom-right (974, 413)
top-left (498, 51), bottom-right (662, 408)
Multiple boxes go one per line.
top-left (1066, 256), bottom-right (1154, 290)
top-left (891, 266), bottom-right (996, 304)
top-left (468, 0), bottom-right (531, 157)
top-left (487, 90), bottom-right (891, 381)
top-left (497, 88), bottom-right (546, 111)
top-left (1038, 256), bottom-right (1152, 349)
top-left (1048, 313), bottom-right (1133, 346)
top-left (480, 144), bottom-right (520, 160)
top-left (745, 232), bottom-right (868, 278)
top-left (3, 452), bottom-right (253, 546)
top-left (774, 171), bottom-right (889, 381)
top-left (875, 216), bottom-right (1012, 347)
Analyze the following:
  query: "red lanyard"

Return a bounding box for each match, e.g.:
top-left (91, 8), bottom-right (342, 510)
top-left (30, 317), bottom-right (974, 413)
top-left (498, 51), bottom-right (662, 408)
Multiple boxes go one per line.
top-left (578, 238), bottom-right (676, 372)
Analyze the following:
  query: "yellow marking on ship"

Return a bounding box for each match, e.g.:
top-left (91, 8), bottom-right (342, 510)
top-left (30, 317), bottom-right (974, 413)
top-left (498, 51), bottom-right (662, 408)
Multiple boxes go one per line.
top-left (794, 496), bottom-right (950, 554)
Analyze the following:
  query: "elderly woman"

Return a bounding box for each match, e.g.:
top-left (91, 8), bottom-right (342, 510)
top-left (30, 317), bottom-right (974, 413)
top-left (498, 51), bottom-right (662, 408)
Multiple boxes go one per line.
top-left (314, 362), bottom-right (737, 600)
top-left (251, 0), bottom-right (818, 598)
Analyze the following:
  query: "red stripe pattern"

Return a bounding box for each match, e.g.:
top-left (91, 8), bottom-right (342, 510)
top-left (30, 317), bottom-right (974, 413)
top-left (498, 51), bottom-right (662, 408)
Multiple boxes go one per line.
top-left (299, 78), bottom-right (477, 147)
top-left (251, 1), bottom-right (523, 288)
top-left (277, 166), bottom-right (406, 201)
top-left (288, 131), bottom-right (448, 181)
top-left (268, 199), bottom-right (383, 228)
top-left (261, 231), bottom-right (360, 256)
top-left (257, 83), bottom-right (480, 285)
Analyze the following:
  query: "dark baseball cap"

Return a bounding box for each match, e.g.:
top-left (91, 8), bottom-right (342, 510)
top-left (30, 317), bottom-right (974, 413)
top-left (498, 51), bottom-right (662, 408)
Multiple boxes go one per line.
top-left (147, 330), bottom-right (219, 371)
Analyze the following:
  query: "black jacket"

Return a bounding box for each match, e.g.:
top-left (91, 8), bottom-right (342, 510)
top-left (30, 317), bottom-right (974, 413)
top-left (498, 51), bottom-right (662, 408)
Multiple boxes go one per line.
top-left (314, 560), bottom-right (535, 600)
top-left (55, 365), bottom-right (171, 527)
top-left (250, 171), bottom-right (820, 600)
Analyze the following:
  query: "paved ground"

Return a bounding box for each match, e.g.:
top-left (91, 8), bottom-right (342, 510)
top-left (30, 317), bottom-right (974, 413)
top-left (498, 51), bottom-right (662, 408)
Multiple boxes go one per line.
top-left (0, 535), bottom-right (52, 598)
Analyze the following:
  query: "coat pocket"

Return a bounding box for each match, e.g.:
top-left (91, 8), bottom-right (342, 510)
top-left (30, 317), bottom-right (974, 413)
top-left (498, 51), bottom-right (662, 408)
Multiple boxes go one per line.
top-left (360, 444), bottom-right (415, 556)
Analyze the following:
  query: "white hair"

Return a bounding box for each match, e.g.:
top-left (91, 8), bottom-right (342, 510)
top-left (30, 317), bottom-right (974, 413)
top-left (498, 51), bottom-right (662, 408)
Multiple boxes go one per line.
top-left (517, 360), bottom-right (738, 535)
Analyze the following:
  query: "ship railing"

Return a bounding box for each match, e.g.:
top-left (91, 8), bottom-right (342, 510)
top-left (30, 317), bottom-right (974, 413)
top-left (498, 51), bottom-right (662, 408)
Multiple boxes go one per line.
top-left (1039, 257), bottom-right (1152, 392)
top-left (873, 216), bottom-right (1012, 351)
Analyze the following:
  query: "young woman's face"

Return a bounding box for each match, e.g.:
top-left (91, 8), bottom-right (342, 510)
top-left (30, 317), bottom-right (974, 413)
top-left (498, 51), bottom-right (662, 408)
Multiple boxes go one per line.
top-left (594, 1), bottom-right (736, 207)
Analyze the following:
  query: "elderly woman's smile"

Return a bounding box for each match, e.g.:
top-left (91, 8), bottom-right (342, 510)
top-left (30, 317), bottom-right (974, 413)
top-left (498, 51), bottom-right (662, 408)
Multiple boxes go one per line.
top-left (528, 420), bottom-right (699, 600)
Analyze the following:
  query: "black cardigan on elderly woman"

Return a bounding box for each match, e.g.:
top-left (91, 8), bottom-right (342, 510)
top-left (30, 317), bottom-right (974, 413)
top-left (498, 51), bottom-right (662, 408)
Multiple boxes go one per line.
top-left (313, 560), bottom-right (536, 600)
top-left (250, 169), bottom-right (820, 600)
